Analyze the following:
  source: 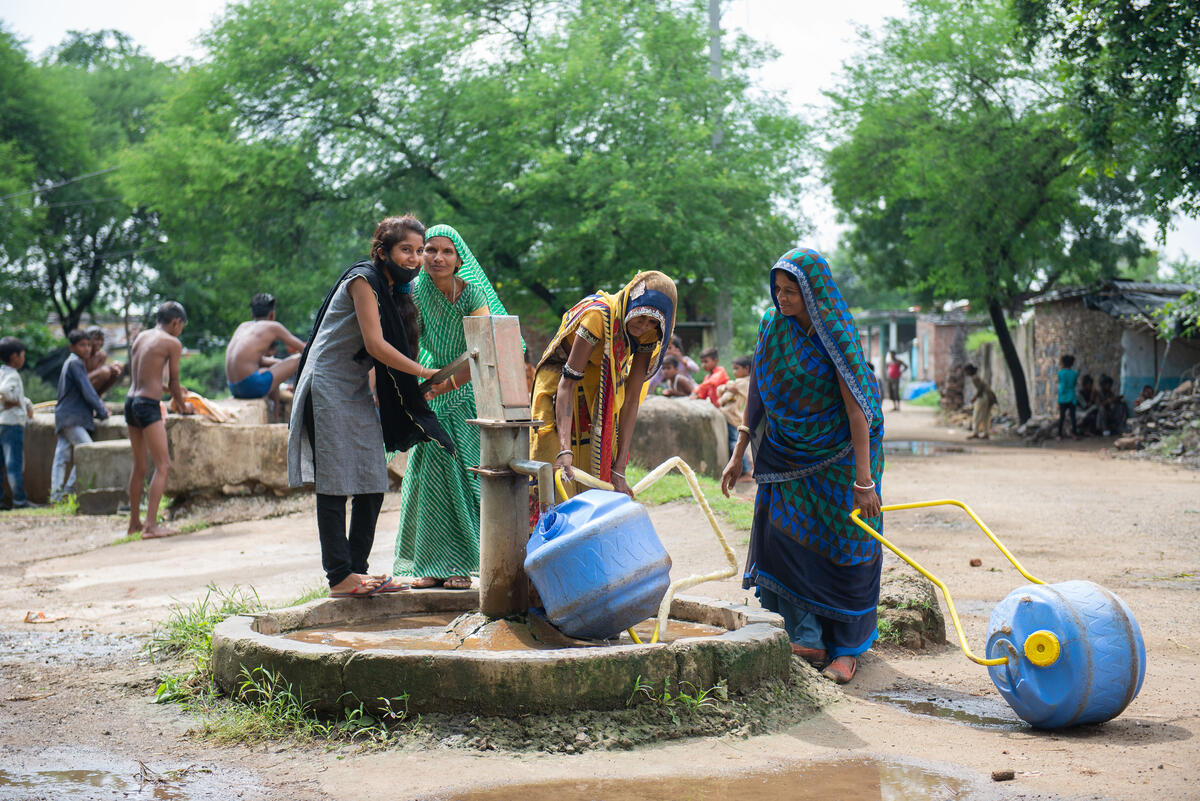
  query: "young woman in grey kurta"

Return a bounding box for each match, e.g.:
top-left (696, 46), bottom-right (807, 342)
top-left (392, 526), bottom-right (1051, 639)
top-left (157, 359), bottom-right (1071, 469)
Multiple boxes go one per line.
top-left (288, 215), bottom-right (452, 598)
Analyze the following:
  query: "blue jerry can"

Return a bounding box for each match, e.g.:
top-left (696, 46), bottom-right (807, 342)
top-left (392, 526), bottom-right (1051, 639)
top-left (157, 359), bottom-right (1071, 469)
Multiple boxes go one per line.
top-left (985, 580), bottom-right (1147, 729)
top-left (525, 489), bottom-right (672, 641)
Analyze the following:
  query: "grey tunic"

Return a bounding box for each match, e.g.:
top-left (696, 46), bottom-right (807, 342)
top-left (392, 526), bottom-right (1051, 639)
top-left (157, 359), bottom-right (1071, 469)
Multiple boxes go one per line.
top-left (288, 270), bottom-right (387, 495)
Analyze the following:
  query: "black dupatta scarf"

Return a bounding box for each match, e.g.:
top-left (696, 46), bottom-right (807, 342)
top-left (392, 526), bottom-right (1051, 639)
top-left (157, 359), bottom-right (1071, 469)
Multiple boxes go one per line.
top-left (298, 260), bottom-right (454, 455)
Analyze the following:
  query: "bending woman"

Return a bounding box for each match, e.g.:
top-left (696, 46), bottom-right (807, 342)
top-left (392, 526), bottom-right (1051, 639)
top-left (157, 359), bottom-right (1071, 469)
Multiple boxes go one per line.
top-left (721, 248), bottom-right (884, 685)
top-left (394, 225), bottom-right (511, 590)
top-left (288, 215), bottom-right (453, 599)
top-left (530, 271), bottom-right (676, 498)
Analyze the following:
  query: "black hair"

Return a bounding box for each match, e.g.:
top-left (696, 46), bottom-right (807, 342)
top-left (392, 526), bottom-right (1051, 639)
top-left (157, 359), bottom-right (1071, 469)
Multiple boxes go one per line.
top-left (1081, 373), bottom-right (1094, 385)
top-left (670, 334), bottom-right (683, 350)
top-left (250, 293), bottom-right (276, 320)
top-left (67, 329), bottom-right (89, 346)
top-left (733, 355), bottom-right (752, 370)
top-left (0, 336), bottom-right (25, 364)
top-left (371, 215), bottom-right (425, 359)
top-left (85, 326), bottom-right (103, 339)
top-left (964, 363), bottom-right (978, 375)
top-left (156, 301), bottom-right (188, 325)
top-left (1099, 374), bottom-right (1114, 388)
top-left (1061, 354), bottom-right (1075, 368)
top-left (663, 355), bottom-right (680, 369)
top-left (700, 347), bottom-right (718, 361)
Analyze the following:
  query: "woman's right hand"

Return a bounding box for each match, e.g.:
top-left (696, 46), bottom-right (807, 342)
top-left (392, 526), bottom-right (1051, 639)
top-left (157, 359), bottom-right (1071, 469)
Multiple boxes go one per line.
top-left (720, 455), bottom-right (742, 497)
top-left (556, 450), bottom-right (574, 481)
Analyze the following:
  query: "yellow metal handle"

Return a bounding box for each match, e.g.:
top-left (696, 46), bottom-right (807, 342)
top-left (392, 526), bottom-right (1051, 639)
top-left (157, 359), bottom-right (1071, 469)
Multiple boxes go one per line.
top-left (849, 500), bottom-right (1045, 667)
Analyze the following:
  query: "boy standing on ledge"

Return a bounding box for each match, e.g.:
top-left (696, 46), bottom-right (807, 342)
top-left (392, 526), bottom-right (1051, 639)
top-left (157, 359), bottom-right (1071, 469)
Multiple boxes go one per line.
top-left (126, 302), bottom-right (194, 538)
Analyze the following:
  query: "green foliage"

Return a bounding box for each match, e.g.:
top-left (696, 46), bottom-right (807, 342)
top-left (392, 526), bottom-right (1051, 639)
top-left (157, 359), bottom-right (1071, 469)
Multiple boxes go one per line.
top-left (965, 329), bottom-right (998, 352)
top-left (876, 611), bottom-right (900, 644)
top-left (1013, 0), bottom-right (1200, 223)
top-left (119, 0), bottom-right (810, 344)
top-left (627, 674), bottom-right (727, 725)
top-left (625, 463), bottom-right (753, 531)
top-left (908, 389), bottom-right (941, 408)
top-left (178, 350), bottom-right (228, 397)
top-left (824, 0), bottom-right (1145, 421)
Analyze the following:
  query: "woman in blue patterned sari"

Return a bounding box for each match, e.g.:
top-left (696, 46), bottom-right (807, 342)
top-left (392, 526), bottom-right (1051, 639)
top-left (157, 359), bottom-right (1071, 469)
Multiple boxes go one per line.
top-left (721, 248), bottom-right (884, 684)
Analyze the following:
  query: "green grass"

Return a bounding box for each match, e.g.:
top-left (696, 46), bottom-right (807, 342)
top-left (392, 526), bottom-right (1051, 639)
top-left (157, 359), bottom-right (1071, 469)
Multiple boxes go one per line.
top-left (625, 464), bottom-right (753, 531)
top-left (2, 494), bottom-right (79, 517)
top-left (907, 389), bottom-right (941, 408)
top-left (146, 583), bottom-right (412, 745)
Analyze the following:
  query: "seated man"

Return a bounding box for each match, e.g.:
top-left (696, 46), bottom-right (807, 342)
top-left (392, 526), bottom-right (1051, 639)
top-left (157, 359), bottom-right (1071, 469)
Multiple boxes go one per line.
top-left (224, 293), bottom-right (306, 421)
top-left (1097, 374), bottom-right (1128, 437)
top-left (84, 326), bottom-right (123, 397)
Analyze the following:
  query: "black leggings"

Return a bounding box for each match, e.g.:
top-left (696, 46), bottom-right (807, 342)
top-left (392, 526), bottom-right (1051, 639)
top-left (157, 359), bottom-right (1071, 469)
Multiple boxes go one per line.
top-left (317, 493), bottom-right (384, 587)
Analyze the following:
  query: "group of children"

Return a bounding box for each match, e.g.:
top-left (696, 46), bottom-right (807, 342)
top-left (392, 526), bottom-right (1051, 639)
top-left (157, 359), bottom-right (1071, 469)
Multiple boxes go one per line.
top-left (649, 338), bottom-right (753, 473)
top-left (1056, 354), bottom-right (1129, 438)
top-left (0, 303), bottom-right (195, 536)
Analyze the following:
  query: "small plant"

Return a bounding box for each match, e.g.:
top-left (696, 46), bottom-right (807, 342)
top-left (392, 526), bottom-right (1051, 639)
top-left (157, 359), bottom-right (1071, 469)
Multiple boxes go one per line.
top-left (178, 520), bottom-right (211, 535)
top-left (53, 494), bottom-right (79, 516)
top-left (627, 675), bottom-right (725, 725)
top-left (876, 612), bottom-right (901, 644)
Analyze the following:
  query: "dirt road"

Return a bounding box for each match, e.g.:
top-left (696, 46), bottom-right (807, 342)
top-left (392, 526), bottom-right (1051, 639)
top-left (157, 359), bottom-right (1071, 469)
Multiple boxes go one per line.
top-left (0, 406), bottom-right (1196, 800)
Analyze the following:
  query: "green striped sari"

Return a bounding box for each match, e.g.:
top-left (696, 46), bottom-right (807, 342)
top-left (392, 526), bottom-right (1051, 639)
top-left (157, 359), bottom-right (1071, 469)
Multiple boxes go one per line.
top-left (393, 226), bottom-right (502, 579)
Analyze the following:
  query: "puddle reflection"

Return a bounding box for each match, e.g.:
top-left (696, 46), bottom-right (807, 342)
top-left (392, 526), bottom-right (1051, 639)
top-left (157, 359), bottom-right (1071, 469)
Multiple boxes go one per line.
top-left (443, 757), bottom-right (977, 800)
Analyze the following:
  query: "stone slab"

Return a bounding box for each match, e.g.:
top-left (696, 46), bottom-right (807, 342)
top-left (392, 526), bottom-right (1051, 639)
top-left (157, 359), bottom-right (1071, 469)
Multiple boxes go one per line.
top-left (630, 396), bottom-right (730, 479)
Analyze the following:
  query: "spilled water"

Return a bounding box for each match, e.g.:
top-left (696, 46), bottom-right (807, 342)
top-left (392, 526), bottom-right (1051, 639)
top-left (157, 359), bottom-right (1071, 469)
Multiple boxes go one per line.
top-left (442, 757), bottom-right (977, 800)
top-left (0, 768), bottom-right (186, 799)
top-left (283, 613), bottom-right (724, 652)
top-left (870, 690), bottom-right (1025, 730)
top-left (883, 440), bottom-right (969, 457)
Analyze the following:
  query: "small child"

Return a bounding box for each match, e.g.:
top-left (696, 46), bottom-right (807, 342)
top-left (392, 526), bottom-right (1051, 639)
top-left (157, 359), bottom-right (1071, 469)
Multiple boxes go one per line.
top-left (0, 337), bottom-right (37, 508)
top-left (51, 330), bottom-right (111, 501)
top-left (659, 355), bottom-right (696, 397)
top-left (719, 355), bottom-right (753, 473)
top-left (1057, 354), bottom-right (1079, 439)
top-left (692, 347), bottom-right (729, 407)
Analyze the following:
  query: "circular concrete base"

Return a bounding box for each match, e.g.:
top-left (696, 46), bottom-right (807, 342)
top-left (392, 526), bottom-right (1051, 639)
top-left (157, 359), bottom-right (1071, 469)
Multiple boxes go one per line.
top-left (212, 591), bottom-right (789, 715)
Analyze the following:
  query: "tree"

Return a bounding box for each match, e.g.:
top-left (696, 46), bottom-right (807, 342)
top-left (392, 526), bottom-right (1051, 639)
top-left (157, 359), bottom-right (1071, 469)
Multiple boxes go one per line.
top-left (824, 0), bottom-right (1144, 421)
top-left (119, 0), bottom-right (810, 344)
top-left (1013, 0), bottom-right (1200, 224)
top-left (0, 30), bottom-right (174, 335)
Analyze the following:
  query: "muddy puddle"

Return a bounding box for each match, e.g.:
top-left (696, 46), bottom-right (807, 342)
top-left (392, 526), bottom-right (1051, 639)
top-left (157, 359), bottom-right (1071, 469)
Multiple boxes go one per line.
top-left (283, 613), bottom-right (724, 651)
top-left (871, 690), bottom-right (1025, 730)
top-left (442, 757), bottom-right (978, 800)
top-left (0, 627), bottom-right (140, 666)
top-left (0, 748), bottom-right (268, 801)
top-left (884, 440), bottom-right (969, 456)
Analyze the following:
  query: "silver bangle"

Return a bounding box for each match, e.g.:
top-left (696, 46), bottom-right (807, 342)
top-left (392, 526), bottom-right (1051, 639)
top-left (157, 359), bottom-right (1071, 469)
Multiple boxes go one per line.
top-left (557, 449), bottom-right (573, 459)
top-left (853, 481), bottom-right (876, 491)
top-left (611, 470), bottom-right (625, 479)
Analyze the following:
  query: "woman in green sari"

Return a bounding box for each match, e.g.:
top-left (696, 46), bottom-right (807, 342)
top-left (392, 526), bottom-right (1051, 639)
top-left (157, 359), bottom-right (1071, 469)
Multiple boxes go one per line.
top-left (393, 225), bottom-right (511, 589)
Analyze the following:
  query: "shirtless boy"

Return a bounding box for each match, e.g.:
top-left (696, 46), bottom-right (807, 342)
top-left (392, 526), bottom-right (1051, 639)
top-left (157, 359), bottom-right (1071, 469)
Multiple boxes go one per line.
top-left (84, 326), bottom-right (123, 397)
top-left (126, 302), bottom-right (194, 538)
top-left (224, 293), bottom-right (306, 421)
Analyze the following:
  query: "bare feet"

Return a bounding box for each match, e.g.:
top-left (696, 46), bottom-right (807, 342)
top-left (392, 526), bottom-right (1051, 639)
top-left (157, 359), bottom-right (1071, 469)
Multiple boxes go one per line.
top-left (141, 523), bottom-right (179, 539)
top-left (127, 520), bottom-right (143, 535)
top-left (412, 576), bottom-right (444, 589)
top-left (443, 576), bottom-right (472, 590)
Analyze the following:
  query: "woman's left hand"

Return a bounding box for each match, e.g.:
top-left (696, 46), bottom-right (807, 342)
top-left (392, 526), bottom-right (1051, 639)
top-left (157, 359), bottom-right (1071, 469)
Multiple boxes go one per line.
top-left (852, 484), bottom-right (881, 518)
top-left (611, 472), bottom-right (634, 498)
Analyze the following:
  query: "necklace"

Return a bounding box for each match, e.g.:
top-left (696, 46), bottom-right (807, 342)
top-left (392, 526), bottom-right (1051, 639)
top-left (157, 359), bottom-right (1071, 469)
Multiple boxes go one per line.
top-left (440, 277), bottom-right (462, 305)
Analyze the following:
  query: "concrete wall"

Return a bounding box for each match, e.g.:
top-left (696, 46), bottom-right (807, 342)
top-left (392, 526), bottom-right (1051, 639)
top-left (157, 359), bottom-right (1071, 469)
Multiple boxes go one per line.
top-left (1121, 328), bottom-right (1200, 400)
top-left (22, 413), bottom-right (129, 504)
top-left (630, 397), bottom-right (730, 479)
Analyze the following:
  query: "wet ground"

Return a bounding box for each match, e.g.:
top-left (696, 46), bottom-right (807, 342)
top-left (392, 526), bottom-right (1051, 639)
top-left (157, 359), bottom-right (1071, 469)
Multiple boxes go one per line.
top-left (0, 406), bottom-right (1197, 800)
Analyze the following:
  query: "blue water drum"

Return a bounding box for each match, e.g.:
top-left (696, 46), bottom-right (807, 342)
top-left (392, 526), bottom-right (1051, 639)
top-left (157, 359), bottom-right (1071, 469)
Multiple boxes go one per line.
top-left (525, 489), bottom-right (672, 641)
top-left (985, 580), bottom-right (1146, 729)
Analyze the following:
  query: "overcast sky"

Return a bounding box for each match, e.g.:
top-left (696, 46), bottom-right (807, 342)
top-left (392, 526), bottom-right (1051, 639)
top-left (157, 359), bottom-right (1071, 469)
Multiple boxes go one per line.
top-left (3, 0), bottom-right (1197, 264)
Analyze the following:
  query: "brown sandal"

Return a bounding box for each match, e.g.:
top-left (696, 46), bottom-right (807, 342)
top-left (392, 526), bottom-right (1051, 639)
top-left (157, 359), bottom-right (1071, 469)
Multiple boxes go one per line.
top-left (820, 656), bottom-right (857, 684)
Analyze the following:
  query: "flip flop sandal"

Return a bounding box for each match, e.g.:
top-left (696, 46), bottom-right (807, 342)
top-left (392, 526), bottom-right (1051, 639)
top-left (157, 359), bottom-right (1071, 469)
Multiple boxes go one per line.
top-left (330, 581), bottom-right (382, 599)
top-left (374, 577), bottom-right (409, 594)
top-left (820, 656), bottom-right (857, 684)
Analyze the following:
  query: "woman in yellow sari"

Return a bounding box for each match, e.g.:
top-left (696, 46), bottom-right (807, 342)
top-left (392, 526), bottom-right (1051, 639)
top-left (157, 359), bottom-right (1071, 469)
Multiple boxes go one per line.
top-left (530, 271), bottom-right (677, 498)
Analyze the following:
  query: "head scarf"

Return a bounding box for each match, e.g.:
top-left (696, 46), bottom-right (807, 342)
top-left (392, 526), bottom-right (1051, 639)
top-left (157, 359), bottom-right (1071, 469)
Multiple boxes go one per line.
top-left (421, 224), bottom-right (512, 317)
top-left (535, 270), bottom-right (677, 480)
top-left (754, 248), bottom-right (881, 483)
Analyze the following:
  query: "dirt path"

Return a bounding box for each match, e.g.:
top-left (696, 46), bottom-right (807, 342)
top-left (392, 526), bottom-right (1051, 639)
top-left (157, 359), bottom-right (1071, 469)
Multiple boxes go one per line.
top-left (0, 406), bottom-right (1196, 800)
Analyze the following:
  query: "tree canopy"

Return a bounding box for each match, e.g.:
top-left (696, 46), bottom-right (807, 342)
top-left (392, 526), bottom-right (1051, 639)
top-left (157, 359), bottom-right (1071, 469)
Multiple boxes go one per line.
top-left (824, 0), bottom-right (1145, 421)
top-left (117, 0), bottom-right (809, 344)
top-left (1013, 0), bottom-right (1200, 224)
